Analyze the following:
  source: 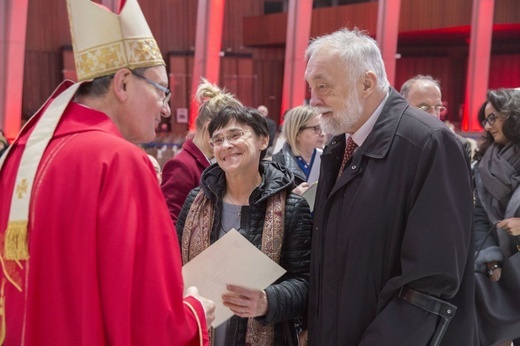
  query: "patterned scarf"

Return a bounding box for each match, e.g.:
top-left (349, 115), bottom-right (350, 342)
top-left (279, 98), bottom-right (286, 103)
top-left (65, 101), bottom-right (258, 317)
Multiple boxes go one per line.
top-left (182, 188), bottom-right (286, 346)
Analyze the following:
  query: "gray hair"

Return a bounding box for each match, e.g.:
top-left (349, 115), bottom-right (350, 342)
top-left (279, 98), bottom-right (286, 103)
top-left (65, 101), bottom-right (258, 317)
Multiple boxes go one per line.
top-left (305, 27), bottom-right (389, 90)
top-left (400, 75), bottom-right (441, 99)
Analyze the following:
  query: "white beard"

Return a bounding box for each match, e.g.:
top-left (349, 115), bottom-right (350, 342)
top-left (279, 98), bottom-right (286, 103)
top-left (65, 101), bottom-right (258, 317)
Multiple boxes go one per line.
top-left (318, 87), bottom-right (363, 136)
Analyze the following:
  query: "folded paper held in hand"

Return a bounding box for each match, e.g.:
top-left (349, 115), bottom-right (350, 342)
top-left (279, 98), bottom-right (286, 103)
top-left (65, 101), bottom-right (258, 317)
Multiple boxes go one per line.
top-left (182, 229), bottom-right (287, 327)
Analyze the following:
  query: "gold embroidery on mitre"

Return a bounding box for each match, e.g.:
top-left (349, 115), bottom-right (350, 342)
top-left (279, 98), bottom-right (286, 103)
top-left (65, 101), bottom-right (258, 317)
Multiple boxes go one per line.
top-left (15, 179), bottom-right (28, 199)
top-left (67, 0), bottom-right (165, 81)
top-left (4, 221), bottom-right (29, 261)
top-left (126, 39), bottom-right (163, 65)
top-left (75, 42), bottom-right (126, 81)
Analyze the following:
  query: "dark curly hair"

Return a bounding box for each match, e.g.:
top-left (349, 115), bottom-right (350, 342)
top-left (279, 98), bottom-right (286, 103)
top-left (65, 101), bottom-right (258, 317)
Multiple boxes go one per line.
top-left (474, 88), bottom-right (520, 160)
top-left (208, 105), bottom-right (270, 160)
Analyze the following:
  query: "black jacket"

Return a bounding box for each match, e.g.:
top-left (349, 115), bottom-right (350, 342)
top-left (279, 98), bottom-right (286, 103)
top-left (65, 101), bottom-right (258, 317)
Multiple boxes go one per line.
top-left (271, 143), bottom-right (307, 187)
top-left (177, 161), bottom-right (312, 345)
top-left (308, 88), bottom-right (478, 345)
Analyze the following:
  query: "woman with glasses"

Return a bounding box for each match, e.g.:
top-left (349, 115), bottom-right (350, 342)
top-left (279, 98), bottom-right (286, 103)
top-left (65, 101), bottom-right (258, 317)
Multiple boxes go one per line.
top-left (176, 105), bottom-right (312, 345)
top-left (473, 88), bottom-right (520, 346)
top-left (272, 105), bottom-right (325, 195)
top-left (161, 79), bottom-right (241, 228)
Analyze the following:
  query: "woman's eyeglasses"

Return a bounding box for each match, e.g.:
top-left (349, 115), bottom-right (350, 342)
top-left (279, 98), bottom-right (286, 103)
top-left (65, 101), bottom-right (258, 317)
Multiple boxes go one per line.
top-left (481, 112), bottom-right (500, 128)
top-left (209, 129), bottom-right (252, 148)
top-left (300, 125), bottom-right (323, 135)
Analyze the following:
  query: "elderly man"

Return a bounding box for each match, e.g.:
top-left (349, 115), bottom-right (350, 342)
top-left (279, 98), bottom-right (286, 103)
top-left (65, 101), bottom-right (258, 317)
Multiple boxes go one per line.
top-left (304, 28), bottom-right (478, 345)
top-left (400, 75), bottom-right (473, 161)
top-left (0, 0), bottom-right (214, 344)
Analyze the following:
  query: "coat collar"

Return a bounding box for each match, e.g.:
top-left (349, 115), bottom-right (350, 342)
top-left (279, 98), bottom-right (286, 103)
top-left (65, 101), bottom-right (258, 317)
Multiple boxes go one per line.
top-left (357, 87), bottom-right (409, 159)
top-left (322, 88), bottom-right (408, 162)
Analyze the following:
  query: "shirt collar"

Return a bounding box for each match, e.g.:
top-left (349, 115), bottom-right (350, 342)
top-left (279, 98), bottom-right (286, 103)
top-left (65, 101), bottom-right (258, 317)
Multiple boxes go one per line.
top-left (348, 91), bottom-right (389, 146)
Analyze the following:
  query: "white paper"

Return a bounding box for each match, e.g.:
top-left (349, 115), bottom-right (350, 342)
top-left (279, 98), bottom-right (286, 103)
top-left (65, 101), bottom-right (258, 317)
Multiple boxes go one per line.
top-left (302, 181), bottom-right (318, 212)
top-left (182, 229), bottom-right (287, 328)
top-left (306, 148), bottom-right (322, 185)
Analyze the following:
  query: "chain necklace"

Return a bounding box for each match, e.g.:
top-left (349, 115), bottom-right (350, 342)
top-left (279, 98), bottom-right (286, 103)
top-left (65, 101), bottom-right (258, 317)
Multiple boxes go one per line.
top-left (225, 193), bottom-right (243, 222)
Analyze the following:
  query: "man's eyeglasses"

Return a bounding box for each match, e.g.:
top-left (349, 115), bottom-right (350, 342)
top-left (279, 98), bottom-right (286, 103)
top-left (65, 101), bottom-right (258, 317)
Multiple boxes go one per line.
top-left (209, 129), bottom-right (252, 148)
top-left (419, 105), bottom-right (446, 114)
top-left (131, 70), bottom-right (171, 108)
top-left (300, 125), bottom-right (323, 135)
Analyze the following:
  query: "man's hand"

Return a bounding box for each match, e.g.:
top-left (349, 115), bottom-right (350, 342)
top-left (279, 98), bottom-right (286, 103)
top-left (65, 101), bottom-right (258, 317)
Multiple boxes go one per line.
top-left (497, 217), bottom-right (520, 236)
top-left (222, 285), bottom-right (268, 318)
top-left (185, 286), bottom-right (216, 328)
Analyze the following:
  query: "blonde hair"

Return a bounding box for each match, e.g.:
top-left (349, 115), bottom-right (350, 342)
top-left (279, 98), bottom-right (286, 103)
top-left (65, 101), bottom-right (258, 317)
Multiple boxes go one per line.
top-left (194, 78), bottom-right (242, 131)
top-left (282, 105), bottom-right (318, 157)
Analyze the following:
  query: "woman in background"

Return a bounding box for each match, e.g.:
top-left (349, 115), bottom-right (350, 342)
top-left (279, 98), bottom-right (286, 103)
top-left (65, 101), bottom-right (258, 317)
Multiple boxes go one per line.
top-left (473, 88), bottom-right (520, 346)
top-left (177, 105), bottom-right (311, 345)
top-left (272, 105), bottom-right (325, 195)
top-left (161, 79), bottom-right (241, 227)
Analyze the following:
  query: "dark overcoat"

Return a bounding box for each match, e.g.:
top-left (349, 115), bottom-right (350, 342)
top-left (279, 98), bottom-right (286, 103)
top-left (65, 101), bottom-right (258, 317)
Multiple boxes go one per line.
top-left (308, 88), bottom-right (479, 345)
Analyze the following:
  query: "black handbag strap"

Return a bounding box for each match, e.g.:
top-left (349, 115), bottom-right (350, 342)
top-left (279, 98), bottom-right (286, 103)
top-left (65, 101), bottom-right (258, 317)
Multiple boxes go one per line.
top-left (475, 224), bottom-right (495, 259)
top-left (475, 224), bottom-right (520, 259)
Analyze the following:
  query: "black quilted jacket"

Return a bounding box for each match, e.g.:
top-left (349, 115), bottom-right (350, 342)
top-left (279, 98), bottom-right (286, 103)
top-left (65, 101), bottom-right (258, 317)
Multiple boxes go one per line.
top-left (271, 143), bottom-right (307, 188)
top-left (177, 161), bottom-right (312, 346)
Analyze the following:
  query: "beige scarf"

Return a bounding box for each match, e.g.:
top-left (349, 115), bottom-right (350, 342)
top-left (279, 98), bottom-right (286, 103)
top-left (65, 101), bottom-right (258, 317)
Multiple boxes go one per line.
top-left (182, 188), bottom-right (286, 345)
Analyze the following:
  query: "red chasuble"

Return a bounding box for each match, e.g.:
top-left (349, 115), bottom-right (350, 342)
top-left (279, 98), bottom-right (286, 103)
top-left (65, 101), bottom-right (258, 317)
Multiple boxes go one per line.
top-left (0, 84), bottom-right (208, 345)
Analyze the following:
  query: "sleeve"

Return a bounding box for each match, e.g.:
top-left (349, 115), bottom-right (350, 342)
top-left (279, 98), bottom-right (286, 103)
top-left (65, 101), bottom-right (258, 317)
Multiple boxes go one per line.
top-left (474, 193), bottom-right (503, 272)
top-left (360, 129), bottom-right (474, 345)
top-left (96, 147), bottom-right (208, 345)
top-left (257, 194), bottom-right (312, 324)
top-left (161, 156), bottom-right (201, 228)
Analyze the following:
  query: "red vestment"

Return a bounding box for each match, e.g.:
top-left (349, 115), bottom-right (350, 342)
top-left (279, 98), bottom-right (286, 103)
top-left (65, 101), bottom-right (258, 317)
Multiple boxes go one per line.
top-left (0, 83), bottom-right (208, 345)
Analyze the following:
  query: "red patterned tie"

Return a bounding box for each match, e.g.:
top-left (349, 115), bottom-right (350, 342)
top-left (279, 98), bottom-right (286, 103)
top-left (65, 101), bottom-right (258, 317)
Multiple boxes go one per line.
top-left (337, 136), bottom-right (358, 179)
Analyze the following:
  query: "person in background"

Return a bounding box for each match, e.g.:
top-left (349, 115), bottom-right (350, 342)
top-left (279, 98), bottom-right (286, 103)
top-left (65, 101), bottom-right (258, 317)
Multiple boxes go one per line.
top-left (0, 0), bottom-right (214, 344)
top-left (176, 105), bottom-right (312, 345)
top-left (473, 88), bottom-right (520, 346)
top-left (257, 104), bottom-right (278, 153)
top-left (0, 132), bottom-right (8, 157)
top-left (161, 78), bottom-right (241, 228)
top-left (400, 74), bottom-right (473, 162)
top-left (304, 28), bottom-right (477, 345)
top-left (148, 154), bottom-right (162, 183)
top-left (271, 105), bottom-right (325, 195)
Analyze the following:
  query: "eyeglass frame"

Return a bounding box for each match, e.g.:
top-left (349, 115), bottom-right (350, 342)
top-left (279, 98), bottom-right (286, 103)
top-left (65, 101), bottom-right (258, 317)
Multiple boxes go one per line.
top-left (418, 105), bottom-right (447, 114)
top-left (209, 129), bottom-right (253, 148)
top-left (300, 124), bottom-right (323, 135)
top-left (130, 70), bottom-right (171, 107)
top-left (481, 112), bottom-right (509, 128)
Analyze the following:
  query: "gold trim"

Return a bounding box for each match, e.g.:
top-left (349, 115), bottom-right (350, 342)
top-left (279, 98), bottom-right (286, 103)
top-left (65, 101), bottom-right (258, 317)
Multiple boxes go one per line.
top-left (183, 300), bottom-right (204, 346)
top-left (75, 37), bottom-right (163, 81)
top-left (4, 221), bottom-right (29, 261)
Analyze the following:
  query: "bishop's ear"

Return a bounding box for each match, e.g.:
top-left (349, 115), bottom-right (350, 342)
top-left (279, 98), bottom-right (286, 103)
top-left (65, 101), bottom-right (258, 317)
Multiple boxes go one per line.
top-left (112, 69), bottom-right (132, 102)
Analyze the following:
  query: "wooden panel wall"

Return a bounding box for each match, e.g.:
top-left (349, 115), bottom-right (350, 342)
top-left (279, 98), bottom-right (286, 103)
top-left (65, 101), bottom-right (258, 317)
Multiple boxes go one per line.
top-left (395, 56), bottom-right (461, 123)
top-left (399, 0), bottom-right (472, 31)
top-left (488, 54), bottom-right (520, 89)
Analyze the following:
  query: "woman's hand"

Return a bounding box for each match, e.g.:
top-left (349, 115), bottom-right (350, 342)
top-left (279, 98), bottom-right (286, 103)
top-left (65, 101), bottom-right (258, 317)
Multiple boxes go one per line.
top-left (298, 330), bottom-right (308, 346)
top-left (497, 217), bottom-right (520, 236)
top-left (293, 182), bottom-right (310, 196)
top-left (222, 285), bottom-right (268, 318)
top-left (486, 262), bottom-right (502, 282)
